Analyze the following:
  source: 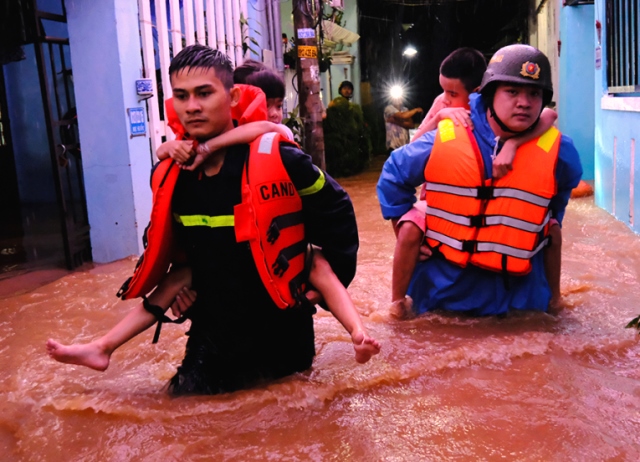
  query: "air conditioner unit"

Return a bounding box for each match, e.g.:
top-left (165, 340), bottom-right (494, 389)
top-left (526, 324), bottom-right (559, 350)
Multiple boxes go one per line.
top-left (330, 0), bottom-right (344, 9)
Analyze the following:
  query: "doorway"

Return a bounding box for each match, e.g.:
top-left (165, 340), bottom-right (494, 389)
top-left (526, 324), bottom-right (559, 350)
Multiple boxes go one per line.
top-left (0, 0), bottom-right (91, 277)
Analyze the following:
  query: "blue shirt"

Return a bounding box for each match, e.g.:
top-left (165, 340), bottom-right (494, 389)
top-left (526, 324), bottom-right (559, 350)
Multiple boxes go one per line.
top-left (376, 93), bottom-right (583, 315)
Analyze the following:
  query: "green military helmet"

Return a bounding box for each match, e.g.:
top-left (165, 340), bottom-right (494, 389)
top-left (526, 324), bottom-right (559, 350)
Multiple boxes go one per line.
top-left (479, 44), bottom-right (553, 107)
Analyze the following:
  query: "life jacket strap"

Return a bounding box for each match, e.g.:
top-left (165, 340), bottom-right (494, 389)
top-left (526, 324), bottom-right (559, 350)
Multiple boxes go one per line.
top-left (427, 206), bottom-right (551, 233)
top-left (426, 229), bottom-right (478, 253)
top-left (142, 297), bottom-right (189, 344)
top-left (427, 229), bottom-right (550, 259)
top-left (492, 187), bottom-right (551, 207)
top-left (476, 237), bottom-right (549, 259)
top-left (272, 240), bottom-right (307, 276)
top-left (116, 277), bottom-right (132, 299)
top-left (267, 211), bottom-right (305, 244)
top-left (426, 182), bottom-right (551, 207)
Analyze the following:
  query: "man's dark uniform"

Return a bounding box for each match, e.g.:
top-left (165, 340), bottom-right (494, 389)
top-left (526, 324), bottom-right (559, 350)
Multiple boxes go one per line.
top-left (168, 143), bottom-right (358, 395)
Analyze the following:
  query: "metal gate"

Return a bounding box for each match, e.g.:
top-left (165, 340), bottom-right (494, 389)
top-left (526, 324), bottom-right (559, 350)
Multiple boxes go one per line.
top-left (137, 0), bottom-right (249, 155)
top-left (33, 3), bottom-right (91, 269)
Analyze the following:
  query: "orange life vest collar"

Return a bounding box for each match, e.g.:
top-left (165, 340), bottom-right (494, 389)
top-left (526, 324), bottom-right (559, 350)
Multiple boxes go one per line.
top-left (424, 119), bottom-right (560, 275)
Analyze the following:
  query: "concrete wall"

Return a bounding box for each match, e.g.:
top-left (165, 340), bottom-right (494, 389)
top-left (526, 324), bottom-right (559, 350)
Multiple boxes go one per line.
top-left (559, 4), bottom-right (595, 181)
top-left (593, 1), bottom-right (640, 233)
top-left (66, 0), bottom-right (153, 262)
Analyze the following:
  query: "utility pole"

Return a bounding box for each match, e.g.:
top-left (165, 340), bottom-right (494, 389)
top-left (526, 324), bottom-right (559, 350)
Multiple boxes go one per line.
top-left (292, 0), bottom-right (325, 169)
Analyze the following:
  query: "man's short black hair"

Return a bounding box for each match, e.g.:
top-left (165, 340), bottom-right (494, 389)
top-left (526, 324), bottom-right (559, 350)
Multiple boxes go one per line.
top-left (169, 44), bottom-right (234, 90)
top-left (245, 69), bottom-right (285, 99)
top-left (439, 47), bottom-right (487, 93)
top-left (234, 59), bottom-right (268, 84)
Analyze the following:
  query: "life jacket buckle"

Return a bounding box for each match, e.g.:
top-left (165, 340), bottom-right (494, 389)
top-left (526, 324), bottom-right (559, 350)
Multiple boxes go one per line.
top-left (476, 186), bottom-right (494, 200)
top-left (267, 221), bottom-right (280, 244)
top-left (272, 254), bottom-right (290, 276)
top-left (469, 215), bottom-right (486, 228)
top-left (461, 240), bottom-right (477, 253)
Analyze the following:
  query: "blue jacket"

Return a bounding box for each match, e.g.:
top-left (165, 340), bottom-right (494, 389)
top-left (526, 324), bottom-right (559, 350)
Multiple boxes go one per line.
top-left (377, 93), bottom-right (583, 315)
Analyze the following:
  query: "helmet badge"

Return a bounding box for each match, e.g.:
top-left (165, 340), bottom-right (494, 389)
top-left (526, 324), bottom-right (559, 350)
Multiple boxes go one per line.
top-left (520, 61), bottom-right (541, 80)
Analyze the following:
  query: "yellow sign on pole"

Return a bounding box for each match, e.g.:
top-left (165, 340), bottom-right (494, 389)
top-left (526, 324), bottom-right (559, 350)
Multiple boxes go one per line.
top-left (297, 45), bottom-right (317, 59)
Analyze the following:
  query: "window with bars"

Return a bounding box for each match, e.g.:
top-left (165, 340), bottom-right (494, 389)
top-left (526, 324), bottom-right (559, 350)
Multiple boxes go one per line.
top-left (606, 0), bottom-right (639, 94)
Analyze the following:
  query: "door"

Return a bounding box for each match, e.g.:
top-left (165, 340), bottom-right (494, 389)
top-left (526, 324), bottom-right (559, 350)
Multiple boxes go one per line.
top-left (33, 1), bottom-right (91, 269)
top-left (1, 0), bottom-right (91, 274)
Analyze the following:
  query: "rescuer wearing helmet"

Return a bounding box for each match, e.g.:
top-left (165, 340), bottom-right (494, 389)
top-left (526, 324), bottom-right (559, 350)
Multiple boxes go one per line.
top-left (338, 80), bottom-right (354, 100)
top-left (329, 80), bottom-right (355, 108)
top-left (377, 44), bottom-right (583, 316)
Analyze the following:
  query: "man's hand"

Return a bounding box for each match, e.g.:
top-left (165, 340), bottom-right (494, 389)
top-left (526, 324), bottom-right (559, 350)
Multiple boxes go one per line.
top-left (170, 287), bottom-right (197, 318)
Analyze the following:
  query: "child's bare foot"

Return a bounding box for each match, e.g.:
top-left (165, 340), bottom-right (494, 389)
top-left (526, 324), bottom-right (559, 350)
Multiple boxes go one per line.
top-left (46, 339), bottom-right (110, 372)
top-left (389, 296), bottom-right (415, 320)
top-left (351, 330), bottom-right (381, 364)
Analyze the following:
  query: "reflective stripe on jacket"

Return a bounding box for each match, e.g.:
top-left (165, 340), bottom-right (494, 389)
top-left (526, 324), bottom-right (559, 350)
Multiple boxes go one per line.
top-left (424, 119), bottom-right (560, 275)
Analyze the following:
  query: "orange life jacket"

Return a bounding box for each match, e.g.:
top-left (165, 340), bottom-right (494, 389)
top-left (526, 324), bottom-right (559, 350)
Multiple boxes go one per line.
top-left (424, 119), bottom-right (560, 275)
top-left (234, 132), bottom-right (307, 308)
top-left (117, 134), bottom-right (306, 308)
top-left (116, 159), bottom-right (181, 300)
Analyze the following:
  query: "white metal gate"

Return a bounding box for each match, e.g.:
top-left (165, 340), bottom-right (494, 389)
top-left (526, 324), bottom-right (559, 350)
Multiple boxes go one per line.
top-left (137, 0), bottom-right (249, 154)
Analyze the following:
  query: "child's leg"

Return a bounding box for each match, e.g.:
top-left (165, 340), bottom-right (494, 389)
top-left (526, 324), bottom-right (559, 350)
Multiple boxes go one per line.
top-left (544, 223), bottom-right (562, 312)
top-left (308, 250), bottom-right (380, 364)
top-left (392, 221), bottom-right (424, 302)
top-left (46, 267), bottom-right (192, 371)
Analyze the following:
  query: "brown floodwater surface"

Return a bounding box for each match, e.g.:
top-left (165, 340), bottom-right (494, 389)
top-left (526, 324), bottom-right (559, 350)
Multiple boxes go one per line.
top-left (2, 160), bottom-right (640, 461)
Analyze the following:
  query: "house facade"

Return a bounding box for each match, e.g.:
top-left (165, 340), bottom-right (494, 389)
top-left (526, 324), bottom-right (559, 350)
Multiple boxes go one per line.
top-left (1, 0), bottom-right (300, 273)
top-left (532, 0), bottom-right (639, 234)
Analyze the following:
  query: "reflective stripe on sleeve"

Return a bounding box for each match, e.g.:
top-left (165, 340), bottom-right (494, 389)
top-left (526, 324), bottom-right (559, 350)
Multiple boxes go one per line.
top-left (297, 169), bottom-right (326, 196)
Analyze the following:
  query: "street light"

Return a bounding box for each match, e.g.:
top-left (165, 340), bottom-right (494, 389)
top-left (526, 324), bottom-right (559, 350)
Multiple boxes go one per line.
top-left (389, 85), bottom-right (404, 99)
top-left (403, 45), bottom-right (417, 58)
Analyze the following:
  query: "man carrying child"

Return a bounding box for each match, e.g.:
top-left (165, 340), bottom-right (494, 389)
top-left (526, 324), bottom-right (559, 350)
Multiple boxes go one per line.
top-left (48, 44), bottom-right (379, 395)
top-left (378, 44), bottom-right (583, 317)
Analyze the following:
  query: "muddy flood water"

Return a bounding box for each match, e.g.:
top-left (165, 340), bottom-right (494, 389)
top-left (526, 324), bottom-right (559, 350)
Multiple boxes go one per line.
top-left (2, 159), bottom-right (640, 461)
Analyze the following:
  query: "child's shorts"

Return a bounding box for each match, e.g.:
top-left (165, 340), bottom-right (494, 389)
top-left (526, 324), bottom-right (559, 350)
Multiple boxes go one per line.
top-left (396, 200), bottom-right (427, 234)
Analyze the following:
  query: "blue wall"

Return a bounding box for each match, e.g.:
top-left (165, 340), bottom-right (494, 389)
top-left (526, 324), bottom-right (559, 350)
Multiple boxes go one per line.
top-left (559, 5), bottom-right (595, 181)
top-left (66, 0), bottom-right (153, 262)
top-left (592, 1), bottom-right (640, 233)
